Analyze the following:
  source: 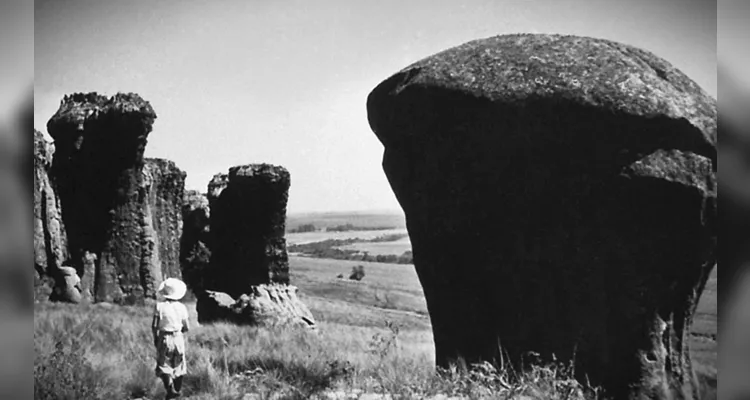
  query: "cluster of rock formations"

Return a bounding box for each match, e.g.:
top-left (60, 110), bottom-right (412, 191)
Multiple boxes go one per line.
top-left (367, 34), bottom-right (716, 400)
top-left (33, 92), bottom-right (314, 328)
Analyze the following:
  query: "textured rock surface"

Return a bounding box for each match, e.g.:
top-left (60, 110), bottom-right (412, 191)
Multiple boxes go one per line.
top-left (206, 164), bottom-right (291, 296)
top-left (140, 158), bottom-right (187, 298)
top-left (367, 34), bottom-right (716, 400)
top-left (181, 190), bottom-right (212, 294)
top-left (34, 130), bottom-right (68, 301)
top-left (195, 164), bottom-right (314, 327)
top-left (49, 266), bottom-right (82, 303)
top-left (47, 92), bottom-right (185, 303)
top-left (197, 284), bottom-right (316, 328)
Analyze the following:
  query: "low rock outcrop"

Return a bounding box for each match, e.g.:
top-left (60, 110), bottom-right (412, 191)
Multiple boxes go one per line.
top-left (197, 284), bottom-right (316, 328)
top-left (49, 266), bottom-right (82, 303)
top-left (367, 34), bottom-right (716, 400)
top-left (44, 92), bottom-right (185, 303)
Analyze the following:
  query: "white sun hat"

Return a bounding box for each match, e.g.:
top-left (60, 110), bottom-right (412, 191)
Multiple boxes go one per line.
top-left (158, 278), bottom-right (187, 300)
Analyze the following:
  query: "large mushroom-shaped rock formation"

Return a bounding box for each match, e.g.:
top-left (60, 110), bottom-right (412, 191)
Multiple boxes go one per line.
top-left (367, 34), bottom-right (716, 400)
top-left (196, 164), bottom-right (314, 328)
top-left (34, 130), bottom-right (69, 301)
top-left (49, 266), bottom-right (82, 303)
top-left (47, 92), bottom-right (186, 303)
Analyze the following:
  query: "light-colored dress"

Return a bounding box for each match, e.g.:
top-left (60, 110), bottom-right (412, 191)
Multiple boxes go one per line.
top-left (153, 301), bottom-right (190, 378)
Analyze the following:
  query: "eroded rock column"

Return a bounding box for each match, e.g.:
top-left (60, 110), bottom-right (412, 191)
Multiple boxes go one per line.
top-left (207, 164), bottom-right (291, 296)
top-left (196, 164), bottom-right (314, 328)
top-left (367, 34), bottom-right (716, 400)
top-left (47, 92), bottom-right (185, 303)
top-left (34, 130), bottom-right (69, 301)
top-left (180, 190), bottom-right (212, 295)
top-left (140, 158), bottom-right (187, 298)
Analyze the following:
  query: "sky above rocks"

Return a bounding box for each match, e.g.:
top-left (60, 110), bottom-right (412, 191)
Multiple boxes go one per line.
top-left (35, 0), bottom-right (716, 213)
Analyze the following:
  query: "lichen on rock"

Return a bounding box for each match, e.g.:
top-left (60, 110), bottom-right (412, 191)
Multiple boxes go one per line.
top-left (367, 33), bottom-right (716, 400)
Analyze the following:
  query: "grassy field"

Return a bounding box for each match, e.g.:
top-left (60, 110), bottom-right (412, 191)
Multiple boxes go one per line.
top-left (292, 256), bottom-right (717, 378)
top-left (34, 253), bottom-right (717, 399)
top-left (286, 220), bottom-right (716, 378)
top-left (286, 229), bottom-right (409, 246)
top-left (35, 207), bottom-right (717, 399)
top-left (287, 212), bottom-right (406, 233)
top-left (33, 259), bottom-right (589, 400)
top-left (335, 237), bottom-right (412, 257)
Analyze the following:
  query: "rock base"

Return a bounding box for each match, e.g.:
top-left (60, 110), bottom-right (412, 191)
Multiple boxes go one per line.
top-left (197, 284), bottom-right (316, 329)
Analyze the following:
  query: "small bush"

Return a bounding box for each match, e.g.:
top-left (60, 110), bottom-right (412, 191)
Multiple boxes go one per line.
top-left (349, 265), bottom-right (365, 281)
top-left (290, 223), bottom-right (317, 233)
top-left (34, 339), bottom-right (109, 400)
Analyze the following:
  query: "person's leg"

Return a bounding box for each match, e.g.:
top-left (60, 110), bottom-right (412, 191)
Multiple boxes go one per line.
top-left (156, 334), bottom-right (176, 398)
top-left (164, 335), bottom-right (183, 398)
top-left (172, 333), bottom-right (187, 396)
top-left (161, 375), bottom-right (176, 399)
top-left (173, 376), bottom-right (183, 394)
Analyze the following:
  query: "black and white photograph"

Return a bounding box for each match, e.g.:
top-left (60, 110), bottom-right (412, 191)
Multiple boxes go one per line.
top-left (20, 0), bottom-right (741, 399)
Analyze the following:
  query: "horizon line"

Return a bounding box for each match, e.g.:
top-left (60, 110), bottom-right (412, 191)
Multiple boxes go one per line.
top-left (286, 208), bottom-right (404, 216)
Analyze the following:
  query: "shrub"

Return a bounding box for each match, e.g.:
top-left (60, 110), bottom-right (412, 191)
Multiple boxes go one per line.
top-left (34, 339), bottom-right (109, 400)
top-left (290, 223), bottom-right (317, 233)
top-left (288, 235), bottom-right (414, 265)
top-left (349, 265), bottom-right (365, 281)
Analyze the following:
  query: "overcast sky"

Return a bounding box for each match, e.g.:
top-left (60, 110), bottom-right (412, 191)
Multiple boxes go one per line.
top-left (35, 0), bottom-right (716, 213)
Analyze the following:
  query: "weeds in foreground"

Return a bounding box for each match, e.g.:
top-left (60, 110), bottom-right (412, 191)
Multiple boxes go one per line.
top-left (34, 303), bottom-right (608, 399)
top-left (34, 339), bottom-right (109, 400)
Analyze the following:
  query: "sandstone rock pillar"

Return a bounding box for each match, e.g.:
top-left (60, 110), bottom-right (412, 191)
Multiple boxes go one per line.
top-left (367, 34), bottom-right (716, 400)
top-left (195, 164), bottom-right (314, 328)
top-left (206, 164), bottom-right (291, 296)
top-left (180, 190), bottom-right (211, 295)
top-left (47, 92), bottom-right (185, 303)
top-left (34, 130), bottom-right (68, 300)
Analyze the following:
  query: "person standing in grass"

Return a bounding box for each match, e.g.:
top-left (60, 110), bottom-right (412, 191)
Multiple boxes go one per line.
top-left (152, 278), bottom-right (190, 399)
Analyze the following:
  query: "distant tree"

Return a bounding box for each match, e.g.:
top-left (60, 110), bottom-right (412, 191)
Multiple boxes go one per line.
top-left (288, 236), bottom-right (414, 265)
top-left (327, 223), bottom-right (396, 232)
top-left (349, 265), bottom-right (365, 281)
top-left (290, 223), bottom-right (317, 233)
top-left (397, 250), bottom-right (413, 264)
